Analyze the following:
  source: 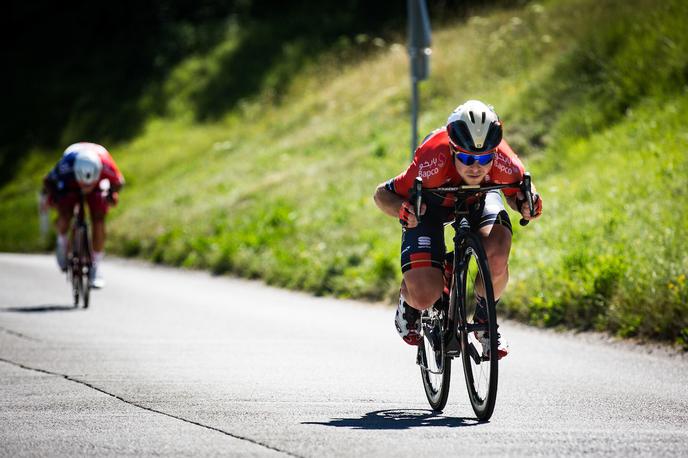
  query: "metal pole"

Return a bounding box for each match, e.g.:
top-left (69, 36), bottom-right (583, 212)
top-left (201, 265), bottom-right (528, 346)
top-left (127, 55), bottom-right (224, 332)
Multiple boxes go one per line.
top-left (407, 0), bottom-right (431, 161)
top-left (411, 74), bottom-right (419, 159)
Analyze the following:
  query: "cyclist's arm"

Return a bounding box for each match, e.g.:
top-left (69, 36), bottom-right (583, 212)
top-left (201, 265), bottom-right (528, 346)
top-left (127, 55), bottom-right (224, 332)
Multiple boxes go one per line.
top-left (504, 193), bottom-right (521, 212)
top-left (101, 168), bottom-right (124, 193)
top-left (374, 183), bottom-right (426, 228)
top-left (109, 165), bottom-right (125, 192)
top-left (493, 139), bottom-right (542, 217)
top-left (42, 167), bottom-right (61, 197)
top-left (373, 183), bottom-right (407, 218)
top-left (98, 149), bottom-right (125, 192)
top-left (42, 175), bottom-right (55, 196)
top-left (374, 136), bottom-right (445, 224)
top-left (373, 150), bottom-right (418, 219)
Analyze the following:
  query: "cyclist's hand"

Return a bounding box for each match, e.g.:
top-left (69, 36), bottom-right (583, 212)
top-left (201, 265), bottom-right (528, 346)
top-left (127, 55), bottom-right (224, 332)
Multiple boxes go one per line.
top-left (516, 191), bottom-right (542, 220)
top-left (107, 191), bottom-right (119, 205)
top-left (399, 201), bottom-right (426, 228)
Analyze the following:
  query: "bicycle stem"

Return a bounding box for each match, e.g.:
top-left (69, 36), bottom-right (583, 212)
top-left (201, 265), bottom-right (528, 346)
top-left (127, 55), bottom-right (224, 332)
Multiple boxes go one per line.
top-left (412, 173), bottom-right (536, 227)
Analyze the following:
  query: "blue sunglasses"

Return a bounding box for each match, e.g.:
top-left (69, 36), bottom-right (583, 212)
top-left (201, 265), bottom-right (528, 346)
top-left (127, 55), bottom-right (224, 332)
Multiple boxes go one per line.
top-left (455, 151), bottom-right (495, 166)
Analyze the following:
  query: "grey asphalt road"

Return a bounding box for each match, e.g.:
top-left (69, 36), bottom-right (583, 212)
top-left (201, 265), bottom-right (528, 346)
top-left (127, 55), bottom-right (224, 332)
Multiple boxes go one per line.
top-left (1, 253), bottom-right (686, 457)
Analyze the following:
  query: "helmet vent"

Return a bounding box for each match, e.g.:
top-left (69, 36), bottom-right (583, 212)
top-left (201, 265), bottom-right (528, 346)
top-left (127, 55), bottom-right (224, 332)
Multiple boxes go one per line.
top-left (446, 100), bottom-right (503, 153)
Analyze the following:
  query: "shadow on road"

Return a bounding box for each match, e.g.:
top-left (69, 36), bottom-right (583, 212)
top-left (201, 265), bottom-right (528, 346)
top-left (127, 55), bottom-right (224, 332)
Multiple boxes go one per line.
top-left (302, 409), bottom-right (480, 430)
top-left (0, 304), bottom-right (78, 313)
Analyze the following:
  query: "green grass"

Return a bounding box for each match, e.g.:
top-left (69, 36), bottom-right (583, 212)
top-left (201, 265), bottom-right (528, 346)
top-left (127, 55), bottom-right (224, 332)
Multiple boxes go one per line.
top-left (506, 96), bottom-right (688, 345)
top-left (1, 0), bottom-right (686, 346)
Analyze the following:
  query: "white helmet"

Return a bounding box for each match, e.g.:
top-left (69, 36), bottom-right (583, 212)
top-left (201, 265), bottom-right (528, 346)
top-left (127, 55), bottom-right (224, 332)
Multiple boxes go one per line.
top-left (446, 100), bottom-right (503, 153)
top-left (73, 150), bottom-right (102, 186)
top-left (63, 142), bottom-right (108, 156)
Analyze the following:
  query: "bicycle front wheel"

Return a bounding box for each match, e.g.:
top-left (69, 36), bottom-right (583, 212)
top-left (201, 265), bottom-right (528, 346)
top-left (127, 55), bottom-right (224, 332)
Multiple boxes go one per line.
top-left (457, 234), bottom-right (499, 421)
top-left (82, 269), bottom-right (90, 308)
top-left (419, 306), bottom-right (451, 411)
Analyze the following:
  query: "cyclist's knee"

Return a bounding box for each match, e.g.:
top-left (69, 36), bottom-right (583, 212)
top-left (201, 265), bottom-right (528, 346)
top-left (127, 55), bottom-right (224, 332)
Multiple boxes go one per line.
top-left (407, 287), bottom-right (441, 310)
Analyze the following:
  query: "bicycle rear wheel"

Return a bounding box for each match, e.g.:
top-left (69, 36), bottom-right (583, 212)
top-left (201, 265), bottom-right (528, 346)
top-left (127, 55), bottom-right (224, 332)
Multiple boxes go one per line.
top-left (457, 234), bottom-right (499, 421)
top-left (79, 227), bottom-right (91, 309)
top-left (71, 267), bottom-right (80, 307)
top-left (418, 305), bottom-right (451, 411)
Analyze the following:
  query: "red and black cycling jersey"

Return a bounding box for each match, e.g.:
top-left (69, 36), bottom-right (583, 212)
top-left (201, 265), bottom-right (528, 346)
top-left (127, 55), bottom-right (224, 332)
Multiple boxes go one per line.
top-left (385, 128), bottom-right (525, 205)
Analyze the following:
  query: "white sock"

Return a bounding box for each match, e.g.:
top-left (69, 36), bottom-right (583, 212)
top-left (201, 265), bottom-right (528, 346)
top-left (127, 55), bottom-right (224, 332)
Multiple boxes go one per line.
top-left (93, 251), bottom-right (104, 267)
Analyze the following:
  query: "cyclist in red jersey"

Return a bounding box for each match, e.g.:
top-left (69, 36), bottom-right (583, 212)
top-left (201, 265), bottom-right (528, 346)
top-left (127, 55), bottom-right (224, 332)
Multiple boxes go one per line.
top-left (373, 100), bottom-right (542, 357)
top-left (41, 142), bottom-right (125, 288)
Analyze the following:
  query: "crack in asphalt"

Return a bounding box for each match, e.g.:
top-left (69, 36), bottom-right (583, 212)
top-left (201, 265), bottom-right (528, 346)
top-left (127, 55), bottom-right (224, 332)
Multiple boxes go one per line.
top-left (0, 357), bottom-right (303, 458)
top-left (0, 326), bottom-right (43, 342)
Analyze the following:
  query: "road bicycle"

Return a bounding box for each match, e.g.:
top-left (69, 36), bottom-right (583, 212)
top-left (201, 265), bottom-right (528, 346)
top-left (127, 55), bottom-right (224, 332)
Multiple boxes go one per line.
top-left (414, 173), bottom-right (535, 421)
top-left (67, 190), bottom-right (92, 308)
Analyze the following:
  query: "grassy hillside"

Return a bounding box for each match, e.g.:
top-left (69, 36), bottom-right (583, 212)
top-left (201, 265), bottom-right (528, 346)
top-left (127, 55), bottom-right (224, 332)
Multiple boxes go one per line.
top-left (1, 0), bottom-right (686, 346)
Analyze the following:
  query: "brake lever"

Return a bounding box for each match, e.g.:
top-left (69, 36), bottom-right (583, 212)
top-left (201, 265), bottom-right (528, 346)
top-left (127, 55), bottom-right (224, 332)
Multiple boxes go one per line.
top-left (519, 172), bottom-right (535, 227)
top-left (413, 176), bottom-right (423, 224)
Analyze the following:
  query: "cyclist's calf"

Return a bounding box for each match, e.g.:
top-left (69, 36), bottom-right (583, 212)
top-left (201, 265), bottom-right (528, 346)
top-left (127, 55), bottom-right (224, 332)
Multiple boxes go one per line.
top-left (402, 267), bottom-right (444, 311)
top-left (91, 216), bottom-right (106, 252)
top-left (480, 224), bottom-right (512, 299)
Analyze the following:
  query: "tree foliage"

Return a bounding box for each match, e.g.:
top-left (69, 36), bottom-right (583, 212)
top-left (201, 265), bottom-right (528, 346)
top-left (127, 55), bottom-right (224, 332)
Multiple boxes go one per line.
top-left (1, 0), bottom-right (519, 183)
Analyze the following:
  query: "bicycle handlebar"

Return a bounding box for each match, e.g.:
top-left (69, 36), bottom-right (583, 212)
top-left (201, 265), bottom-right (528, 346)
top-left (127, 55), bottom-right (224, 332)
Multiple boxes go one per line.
top-left (411, 172), bottom-right (536, 226)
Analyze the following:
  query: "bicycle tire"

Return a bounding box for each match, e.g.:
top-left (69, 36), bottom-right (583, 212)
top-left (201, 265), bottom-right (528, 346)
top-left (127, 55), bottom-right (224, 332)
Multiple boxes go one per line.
top-left (80, 228), bottom-right (91, 309)
top-left (72, 270), bottom-right (80, 307)
top-left (82, 270), bottom-right (90, 308)
top-left (457, 233), bottom-right (498, 421)
top-left (419, 305), bottom-right (451, 411)
top-left (70, 237), bottom-right (80, 307)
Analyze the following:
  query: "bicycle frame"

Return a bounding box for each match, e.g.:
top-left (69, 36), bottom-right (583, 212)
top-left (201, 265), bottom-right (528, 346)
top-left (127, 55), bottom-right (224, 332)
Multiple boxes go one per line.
top-left (415, 174), bottom-right (535, 365)
top-left (67, 191), bottom-right (92, 307)
top-left (445, 222), bottom-right (478, 356)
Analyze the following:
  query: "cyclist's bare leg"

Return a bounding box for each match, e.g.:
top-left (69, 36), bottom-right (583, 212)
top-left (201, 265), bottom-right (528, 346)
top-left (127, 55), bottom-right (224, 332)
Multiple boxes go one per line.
top-left (53, 206), bottom-right (73, 270)
top-left (475, 223), bottom-right (512, 300)
top-left (401, 267), bottom-right (444, 311)
top-left (91, 214), bottom-right (106, 253)
top-left (56, 206), bottom-right (72, 235)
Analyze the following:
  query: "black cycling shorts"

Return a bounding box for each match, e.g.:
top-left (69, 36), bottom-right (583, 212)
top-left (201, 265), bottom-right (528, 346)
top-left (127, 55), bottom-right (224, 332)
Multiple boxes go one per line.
top-left (400, 190), bottom-right (512, 273)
